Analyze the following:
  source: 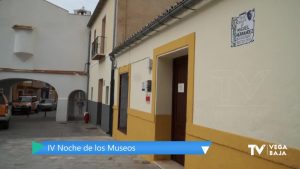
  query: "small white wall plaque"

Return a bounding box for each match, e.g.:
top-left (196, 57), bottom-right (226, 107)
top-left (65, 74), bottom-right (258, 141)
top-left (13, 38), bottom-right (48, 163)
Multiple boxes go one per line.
top-left (178, 83), bottom-right (184, 93)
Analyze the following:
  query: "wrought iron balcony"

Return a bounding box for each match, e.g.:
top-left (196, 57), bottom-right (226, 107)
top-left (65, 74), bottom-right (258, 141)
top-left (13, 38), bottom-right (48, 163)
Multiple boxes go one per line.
top-left (91, 36), bottom-right (105, 61)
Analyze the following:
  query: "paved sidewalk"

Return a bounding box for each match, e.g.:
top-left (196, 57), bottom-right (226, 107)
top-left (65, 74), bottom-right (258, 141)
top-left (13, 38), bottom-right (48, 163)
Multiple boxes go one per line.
top-left (0, 112), bottom-right (160, 169)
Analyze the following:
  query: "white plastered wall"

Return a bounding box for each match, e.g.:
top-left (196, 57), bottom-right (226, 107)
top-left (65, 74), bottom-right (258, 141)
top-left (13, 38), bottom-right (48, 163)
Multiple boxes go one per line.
top-left (0, 72), bottom-right (86, 121)
top-left (114, 0), bottom-right (300, 148)
top-left (88, 0), bottom-right (115, 104)
top-left (0, 0), bottom-right (89, 121)
top-left (0, 0), bottom-right (89, 71)
top-left (130, 58), bottom-right (152, 112)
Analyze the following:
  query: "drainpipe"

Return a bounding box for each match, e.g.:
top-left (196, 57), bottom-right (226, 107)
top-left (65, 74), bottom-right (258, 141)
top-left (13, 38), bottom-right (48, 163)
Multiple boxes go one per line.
top-left (86, 30), bottom-right (91, 112)
top-left (107, 0), bottom-right (118, 136)
top-left (108, 55), bottom-right (115, 135)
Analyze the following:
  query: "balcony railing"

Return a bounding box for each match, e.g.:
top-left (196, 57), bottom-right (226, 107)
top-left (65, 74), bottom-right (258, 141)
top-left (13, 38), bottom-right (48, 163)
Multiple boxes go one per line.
top-left (91, 36), bottom-right (105, 60)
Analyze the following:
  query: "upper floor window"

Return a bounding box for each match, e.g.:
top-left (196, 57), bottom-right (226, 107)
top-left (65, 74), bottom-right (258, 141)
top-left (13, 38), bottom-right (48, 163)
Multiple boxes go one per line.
top-left (101, 16), bottom-right (106, 54)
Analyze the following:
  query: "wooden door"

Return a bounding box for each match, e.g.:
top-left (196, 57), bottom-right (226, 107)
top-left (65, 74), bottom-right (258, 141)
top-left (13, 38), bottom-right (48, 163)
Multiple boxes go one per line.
top-left (171, 55), bottom-right (188, 165)
top-left (98, 79), bottom-right (103, 103)
top-left (118, 73), bottom-right (129, 133)
top-left (98, 79), bottom-right (103, 125)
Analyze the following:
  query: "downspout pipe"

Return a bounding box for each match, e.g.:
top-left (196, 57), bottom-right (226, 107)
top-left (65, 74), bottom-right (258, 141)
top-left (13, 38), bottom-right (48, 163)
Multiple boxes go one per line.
top-left (108, 54), bottom-right (115, 135)
top-left (86, 30), bottom-right (91, 112)
top-left (107, 0), bottom-right (118, 136)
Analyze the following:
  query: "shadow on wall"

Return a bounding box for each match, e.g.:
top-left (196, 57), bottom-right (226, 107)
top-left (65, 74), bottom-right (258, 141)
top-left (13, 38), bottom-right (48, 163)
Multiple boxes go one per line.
top-left (67, 90), bottom-right (86, 121)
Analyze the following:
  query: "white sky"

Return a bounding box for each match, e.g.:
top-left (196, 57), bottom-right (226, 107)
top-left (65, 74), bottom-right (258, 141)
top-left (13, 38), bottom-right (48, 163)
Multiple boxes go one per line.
top-left (46, 0), bottom-right (98, 13)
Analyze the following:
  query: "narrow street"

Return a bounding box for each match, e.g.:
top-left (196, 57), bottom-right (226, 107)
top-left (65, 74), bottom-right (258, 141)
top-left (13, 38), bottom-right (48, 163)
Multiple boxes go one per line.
top-left (0, 112), bottom-right (160, 169)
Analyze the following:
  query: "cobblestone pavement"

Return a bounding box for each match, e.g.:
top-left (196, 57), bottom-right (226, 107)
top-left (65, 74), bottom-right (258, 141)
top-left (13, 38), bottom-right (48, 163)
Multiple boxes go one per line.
top-left (0, 111), bottom-right (160, 169)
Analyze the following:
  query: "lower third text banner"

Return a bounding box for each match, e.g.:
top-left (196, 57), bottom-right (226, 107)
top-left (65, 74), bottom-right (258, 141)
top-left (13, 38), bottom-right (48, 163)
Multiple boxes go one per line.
top-left (32, 141), bottom-right (211, 155)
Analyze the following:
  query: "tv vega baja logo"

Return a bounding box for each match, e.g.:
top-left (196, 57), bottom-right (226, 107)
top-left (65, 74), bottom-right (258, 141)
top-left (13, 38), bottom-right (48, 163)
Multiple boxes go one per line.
top-left (248, 144), bottom-right (287, 156)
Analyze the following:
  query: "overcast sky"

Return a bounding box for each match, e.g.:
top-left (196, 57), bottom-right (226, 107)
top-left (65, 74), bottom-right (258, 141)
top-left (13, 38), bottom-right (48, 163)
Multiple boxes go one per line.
top-left (46, 0), bottom-right (98, 13)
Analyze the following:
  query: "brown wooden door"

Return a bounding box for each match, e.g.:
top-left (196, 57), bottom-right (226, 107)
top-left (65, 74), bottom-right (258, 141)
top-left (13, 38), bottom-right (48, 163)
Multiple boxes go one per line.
top-left (98, 79), bottom-right (103, 125)
top-left (98, 79), bottom-right (103, 103)
top-left (118, 73), bottom-right (129, 133)
top-left (171, 55), bottom-right (188, 166)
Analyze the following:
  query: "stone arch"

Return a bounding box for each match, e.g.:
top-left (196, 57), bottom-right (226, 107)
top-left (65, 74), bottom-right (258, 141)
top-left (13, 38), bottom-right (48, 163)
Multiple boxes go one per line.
top-left (0, 72), bottom-right (87, 121)
top-left (67, 90), bottom-right (86, 121)
top-left (0, 78), bottom-right (58, 111)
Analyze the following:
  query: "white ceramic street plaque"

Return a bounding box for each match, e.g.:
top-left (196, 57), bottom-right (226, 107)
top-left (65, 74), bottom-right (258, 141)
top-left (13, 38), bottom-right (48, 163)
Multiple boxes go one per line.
top-left (231, 9), bottom-right (255, 47)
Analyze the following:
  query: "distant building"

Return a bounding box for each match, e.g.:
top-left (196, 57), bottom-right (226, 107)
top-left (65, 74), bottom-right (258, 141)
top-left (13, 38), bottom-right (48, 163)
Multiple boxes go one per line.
top-left (11, 80), bottom-right (58, 101)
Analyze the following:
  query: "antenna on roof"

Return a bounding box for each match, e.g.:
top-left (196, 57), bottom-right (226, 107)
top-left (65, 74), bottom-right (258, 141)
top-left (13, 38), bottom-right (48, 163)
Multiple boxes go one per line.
top-left (74, 6), bottom-right (91, 15)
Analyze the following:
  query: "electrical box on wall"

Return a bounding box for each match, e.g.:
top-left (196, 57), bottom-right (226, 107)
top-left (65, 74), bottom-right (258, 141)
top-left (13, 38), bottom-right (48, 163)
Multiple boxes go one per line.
top-left (142, 80), bottom-right (152, 92)
top-left (142, 80), bottom-right (152, 103)
top-left (146, 80), bottom-right (151, 92)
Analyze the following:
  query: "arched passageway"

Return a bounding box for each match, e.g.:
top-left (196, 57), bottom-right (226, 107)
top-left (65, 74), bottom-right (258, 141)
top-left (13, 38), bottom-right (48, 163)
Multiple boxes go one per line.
top-left (0, 78), bottom-right (58, 118)
top-left (67, 90), bottom-right (86, 121)
top-left (0, 72), bottom-right (87, 121)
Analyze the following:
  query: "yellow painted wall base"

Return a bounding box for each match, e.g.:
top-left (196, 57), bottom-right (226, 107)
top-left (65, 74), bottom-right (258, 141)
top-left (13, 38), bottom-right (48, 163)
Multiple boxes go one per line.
top-left (113, 107), bottom-right (156, 161)
top-left (112, 108), bottom-right (300, 169)
top-left (185, 124), bottom-right (300, 169)
top-left (155, 114), bottom-right (172, 161)
top-left (185, 134), bottom-right (300, 169)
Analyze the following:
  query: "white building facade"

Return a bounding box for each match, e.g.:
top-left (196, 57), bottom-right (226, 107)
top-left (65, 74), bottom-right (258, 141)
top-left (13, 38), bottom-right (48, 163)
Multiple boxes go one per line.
top-left (0, 0), bottom-right (90, 121)
top-left (87, 0), bottom-right (115, 132)
top-left (111, 0), bottom-right (300, 168)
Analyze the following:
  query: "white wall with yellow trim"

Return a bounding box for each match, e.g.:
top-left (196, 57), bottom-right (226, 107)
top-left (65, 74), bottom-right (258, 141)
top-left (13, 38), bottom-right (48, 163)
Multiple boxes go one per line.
top-left (113, 1), bottom-right (300, 168)
top-left (130, 59), bottom-right (152, 112)
top-left (114, 0), bottom-right (300, 150)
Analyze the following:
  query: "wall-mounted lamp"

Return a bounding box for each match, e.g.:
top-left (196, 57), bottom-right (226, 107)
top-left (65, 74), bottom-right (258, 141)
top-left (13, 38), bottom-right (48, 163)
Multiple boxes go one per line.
top-left (147, 58), bottom-right (153, 72)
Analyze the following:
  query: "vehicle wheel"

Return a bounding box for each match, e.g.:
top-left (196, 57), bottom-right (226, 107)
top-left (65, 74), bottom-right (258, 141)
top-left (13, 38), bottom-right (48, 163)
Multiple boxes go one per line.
top-left (4, 121), bottom-right (9, 129)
